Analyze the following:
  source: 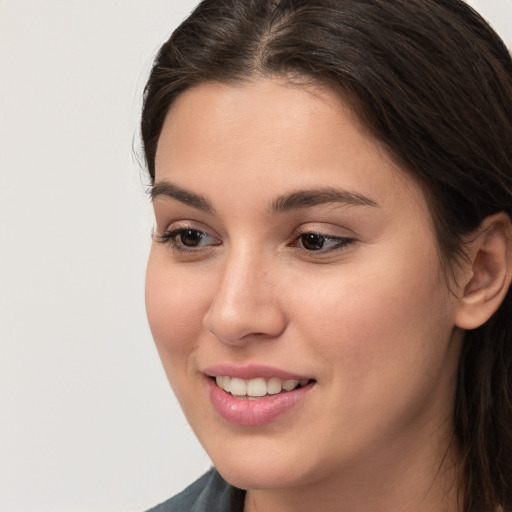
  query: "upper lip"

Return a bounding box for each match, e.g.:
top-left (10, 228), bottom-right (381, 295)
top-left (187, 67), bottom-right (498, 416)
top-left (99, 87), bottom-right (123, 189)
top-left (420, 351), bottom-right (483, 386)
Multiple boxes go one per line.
top-left (202, 363), bottom-right (313, 381)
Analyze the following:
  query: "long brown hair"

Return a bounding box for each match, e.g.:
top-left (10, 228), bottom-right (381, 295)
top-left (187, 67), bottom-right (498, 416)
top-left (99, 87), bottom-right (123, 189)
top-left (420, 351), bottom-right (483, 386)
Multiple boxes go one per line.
top-left (141, 1), bottom-right (512, 509)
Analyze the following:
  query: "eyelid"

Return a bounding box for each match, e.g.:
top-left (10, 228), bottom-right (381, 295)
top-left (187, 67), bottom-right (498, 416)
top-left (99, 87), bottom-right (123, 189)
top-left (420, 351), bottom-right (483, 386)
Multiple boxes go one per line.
top-left (155, 217), bottom-right (214, 233)
top-left (155, 218), bottom-right (220, 239)
top-left (291, 225), bottom-right (357, 254)
top-left (153, 220), bottom-right (221, 254)
top-left (153, 220), bottom-right (357, 257)
top-left (295, 234), bottom-right (355, 251)
top-left (293, 223), bottom-right (356, 241)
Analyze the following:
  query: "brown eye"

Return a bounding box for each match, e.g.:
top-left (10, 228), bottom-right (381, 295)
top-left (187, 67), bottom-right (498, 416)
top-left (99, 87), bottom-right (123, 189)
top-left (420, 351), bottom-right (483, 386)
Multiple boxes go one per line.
top-left (295, 232), bottom-right (356, 253)
top-left (300, 233), bottom-right (327, 251)
top-left (155, 227), bottom-right (219, 252)
top-left (178, 229), bottom-right (207, 247)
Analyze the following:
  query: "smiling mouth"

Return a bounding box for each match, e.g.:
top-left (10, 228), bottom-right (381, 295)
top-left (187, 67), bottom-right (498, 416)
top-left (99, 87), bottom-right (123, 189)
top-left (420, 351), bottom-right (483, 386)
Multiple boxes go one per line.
top-left (213, 376), bottom-right (312, 399)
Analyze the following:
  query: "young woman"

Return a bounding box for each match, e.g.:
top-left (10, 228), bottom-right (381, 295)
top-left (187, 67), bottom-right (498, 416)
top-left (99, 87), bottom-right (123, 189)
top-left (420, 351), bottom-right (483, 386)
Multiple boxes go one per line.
top-left (141, 1), bottom-right (512, 510)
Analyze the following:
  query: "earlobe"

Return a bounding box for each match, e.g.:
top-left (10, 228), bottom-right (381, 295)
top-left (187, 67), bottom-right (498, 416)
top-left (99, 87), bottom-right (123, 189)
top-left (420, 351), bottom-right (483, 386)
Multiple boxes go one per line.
top-left (455, 213), bottom-right (512, 330)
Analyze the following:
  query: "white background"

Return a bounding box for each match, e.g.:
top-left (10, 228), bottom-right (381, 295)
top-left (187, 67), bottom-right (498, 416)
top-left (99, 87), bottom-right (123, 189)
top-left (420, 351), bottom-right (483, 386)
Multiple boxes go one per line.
top-left (0, 1), bottom-right (511, 511)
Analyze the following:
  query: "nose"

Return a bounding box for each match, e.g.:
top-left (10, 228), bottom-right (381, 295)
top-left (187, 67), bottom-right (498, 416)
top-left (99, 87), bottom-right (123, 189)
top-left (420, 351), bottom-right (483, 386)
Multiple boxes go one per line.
top-left (202, 248), bottom-right (287, 345)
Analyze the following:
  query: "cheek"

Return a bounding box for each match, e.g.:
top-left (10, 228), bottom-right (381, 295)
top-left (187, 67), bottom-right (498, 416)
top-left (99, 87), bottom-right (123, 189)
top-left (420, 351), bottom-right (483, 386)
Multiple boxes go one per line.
top-left (292, 257), bottom-right (459, 451)
top-left (296, 245), bottom-right (455, 380)
top-left (145, 252), bottom-right (210, 362)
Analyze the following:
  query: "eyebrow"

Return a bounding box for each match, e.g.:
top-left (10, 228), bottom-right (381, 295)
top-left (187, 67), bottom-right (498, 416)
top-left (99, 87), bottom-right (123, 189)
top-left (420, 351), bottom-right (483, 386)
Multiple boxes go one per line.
top-left (151, 180), bottom-right (214, 213)
top-left (270, 187), bottom-right (379, 212)
top-left (150, 180), bottom-right (379, 214)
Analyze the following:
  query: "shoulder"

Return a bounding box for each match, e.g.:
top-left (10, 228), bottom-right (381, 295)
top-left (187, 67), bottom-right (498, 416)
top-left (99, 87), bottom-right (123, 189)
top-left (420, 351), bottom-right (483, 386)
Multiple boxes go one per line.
top-left (145, 468), bottom-right (245, 512)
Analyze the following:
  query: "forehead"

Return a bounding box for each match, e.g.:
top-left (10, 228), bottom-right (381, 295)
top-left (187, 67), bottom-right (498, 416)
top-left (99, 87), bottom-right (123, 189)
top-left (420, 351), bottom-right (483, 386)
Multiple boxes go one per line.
top-left (154, 79), bottom-right (429, 220)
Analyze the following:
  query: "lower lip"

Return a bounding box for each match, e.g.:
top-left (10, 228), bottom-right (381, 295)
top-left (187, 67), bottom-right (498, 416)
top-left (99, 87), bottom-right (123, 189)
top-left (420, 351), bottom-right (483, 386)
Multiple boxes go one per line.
top-left (206, 377), bottom-right (315, 426)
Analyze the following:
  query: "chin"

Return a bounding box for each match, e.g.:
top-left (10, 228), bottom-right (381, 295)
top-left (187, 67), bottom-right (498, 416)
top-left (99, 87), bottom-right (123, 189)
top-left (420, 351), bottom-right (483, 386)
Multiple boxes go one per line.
top-left (210, 450), bottom-right (323, 491)
top-left (217, 465), bottom-right (302, 491)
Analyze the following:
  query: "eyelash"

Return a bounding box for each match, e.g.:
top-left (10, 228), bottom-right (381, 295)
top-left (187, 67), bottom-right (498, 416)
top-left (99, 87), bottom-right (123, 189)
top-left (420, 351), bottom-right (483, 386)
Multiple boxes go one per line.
top-left (154, 227), bottom-right (356, 255)
top-left (292, 230), bottom-right (356, 253)
top-left (154, 228), bottom-right (220, 254)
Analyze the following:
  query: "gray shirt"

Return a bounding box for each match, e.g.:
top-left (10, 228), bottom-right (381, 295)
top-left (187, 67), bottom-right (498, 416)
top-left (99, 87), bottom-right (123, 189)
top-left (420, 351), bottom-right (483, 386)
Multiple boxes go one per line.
top-left (146, 469), bottom-right (246, 512)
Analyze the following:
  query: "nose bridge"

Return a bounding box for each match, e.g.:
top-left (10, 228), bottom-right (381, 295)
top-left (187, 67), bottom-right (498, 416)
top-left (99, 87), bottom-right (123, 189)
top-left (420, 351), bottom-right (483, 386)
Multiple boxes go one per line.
top-left (203, 242), bottom-right (285, 344)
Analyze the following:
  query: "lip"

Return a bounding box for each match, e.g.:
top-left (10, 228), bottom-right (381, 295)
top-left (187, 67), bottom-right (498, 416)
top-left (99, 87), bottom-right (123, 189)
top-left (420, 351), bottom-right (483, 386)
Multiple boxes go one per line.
top-left (202, 363), bottom-right (312, 381)
top-left (203, 366), bottom-right (316, 426)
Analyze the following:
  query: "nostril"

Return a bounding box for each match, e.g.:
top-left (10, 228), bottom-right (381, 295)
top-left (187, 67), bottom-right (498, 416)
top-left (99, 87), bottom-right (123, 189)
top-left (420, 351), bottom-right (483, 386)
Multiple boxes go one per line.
top-left (202, 272), bottom-right (287, 345)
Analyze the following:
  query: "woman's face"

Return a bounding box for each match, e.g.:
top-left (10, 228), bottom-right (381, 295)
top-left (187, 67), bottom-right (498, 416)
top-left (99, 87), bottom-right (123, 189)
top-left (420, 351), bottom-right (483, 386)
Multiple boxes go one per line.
top-left (146, 79), bottom-right (463, 491)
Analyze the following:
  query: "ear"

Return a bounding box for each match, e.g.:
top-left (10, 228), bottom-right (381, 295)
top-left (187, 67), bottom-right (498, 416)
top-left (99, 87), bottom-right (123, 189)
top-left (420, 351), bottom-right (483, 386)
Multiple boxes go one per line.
top-left (455, 212), bottom-right (512, 330)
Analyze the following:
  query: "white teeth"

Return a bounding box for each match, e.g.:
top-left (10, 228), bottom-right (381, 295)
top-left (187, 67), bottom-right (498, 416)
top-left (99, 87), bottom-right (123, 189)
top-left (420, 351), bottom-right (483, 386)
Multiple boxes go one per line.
top-left (282, 379), bottom-right (299, 391)
top-left (246, 378), bottom-right (267, 397)
top-left (215, 376), bottom-right (231, 392)
top-left (267, 377), bottom-right (282, 395)
top-left (215, 376), bottom-right (309, 397)
top-left (230, 378), bottom-right (247, 396)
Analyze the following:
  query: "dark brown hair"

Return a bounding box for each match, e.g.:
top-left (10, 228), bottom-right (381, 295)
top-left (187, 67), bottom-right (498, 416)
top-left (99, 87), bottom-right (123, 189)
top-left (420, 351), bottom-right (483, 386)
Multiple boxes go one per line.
top-left (141, 1), bottom-right (512, 510)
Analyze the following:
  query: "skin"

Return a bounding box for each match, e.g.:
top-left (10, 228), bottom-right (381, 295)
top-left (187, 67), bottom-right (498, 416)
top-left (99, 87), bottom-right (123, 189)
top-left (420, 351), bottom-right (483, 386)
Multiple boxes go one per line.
top-left (146, 79), bottom-right (466, 512)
